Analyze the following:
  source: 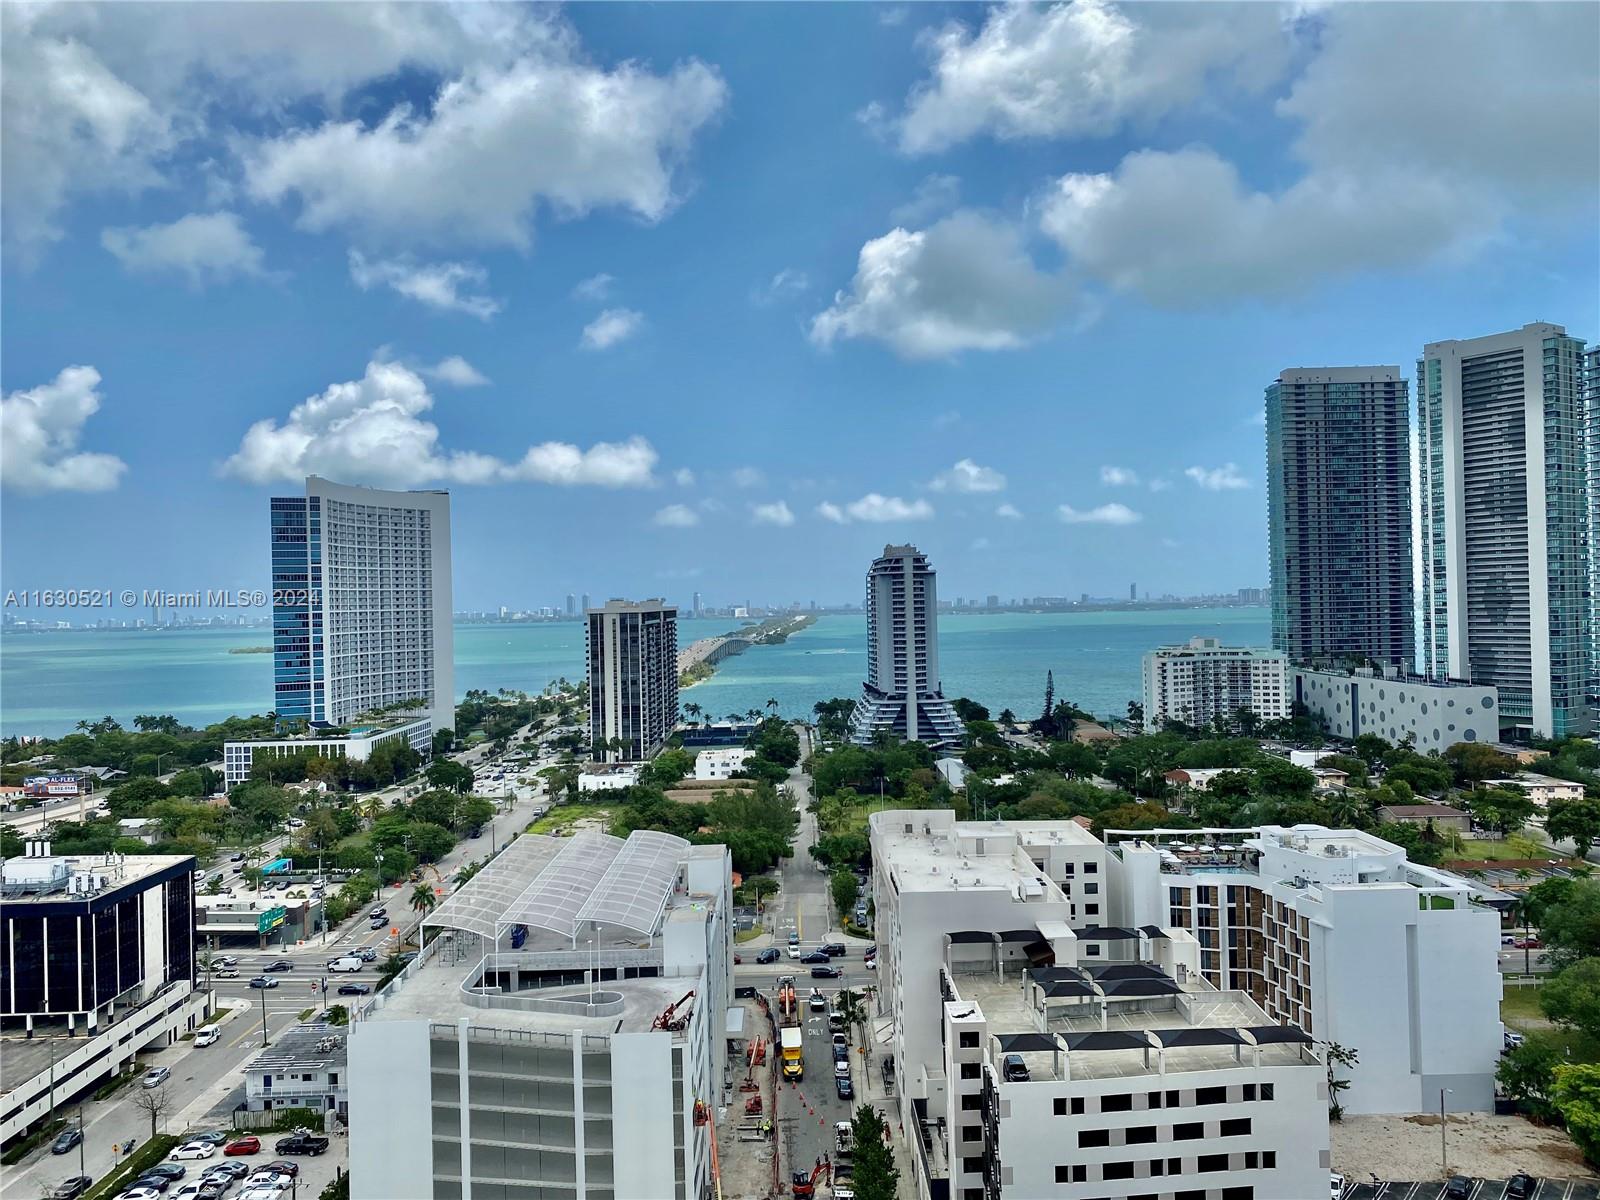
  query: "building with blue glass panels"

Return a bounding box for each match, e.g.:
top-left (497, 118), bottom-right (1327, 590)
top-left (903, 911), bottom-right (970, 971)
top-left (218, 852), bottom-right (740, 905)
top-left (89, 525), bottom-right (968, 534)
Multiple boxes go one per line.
top-left (1266, 367), bottom-right (1413, 669)
top-left (1418, 323), bottom-right (1592, 739)
top-left (269, 477), bottom-right (453, 735)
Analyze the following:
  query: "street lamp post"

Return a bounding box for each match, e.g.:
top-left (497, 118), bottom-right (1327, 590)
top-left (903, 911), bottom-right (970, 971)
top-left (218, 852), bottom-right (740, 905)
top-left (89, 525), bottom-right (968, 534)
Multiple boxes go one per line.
top-left (260, 987), bottom-right (270, 1047)
top-left (1439, 1087), bottom-right (1452, 1175)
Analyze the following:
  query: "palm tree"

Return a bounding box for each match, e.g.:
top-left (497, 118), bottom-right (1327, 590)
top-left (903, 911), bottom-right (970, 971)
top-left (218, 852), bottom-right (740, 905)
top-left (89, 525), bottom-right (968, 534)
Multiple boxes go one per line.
top-left (684, 702), bottom-right (704, 728)
top-left (766, 698), bottom-right (779, 716)
top-left (410, 883), bottom-right (438, 918)
top-left (198, 949), bottom-right (217, 993)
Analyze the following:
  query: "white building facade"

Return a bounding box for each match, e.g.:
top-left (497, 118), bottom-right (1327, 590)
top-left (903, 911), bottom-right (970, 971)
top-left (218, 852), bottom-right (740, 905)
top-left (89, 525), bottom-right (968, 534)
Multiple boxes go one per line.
top-left (1291, 666), bottom-right (1499, 749)
top-left (271, 476), bottom-right (455, 735)
top-left (350, 833), bottom-right (732, 1200)
top-left (692, 748), bottom-right (752, 780)
top-left (1106, 825), bottom-right (1506, 1114)
top-left (849, 545), bottom-right (964, 747)
top-left (1418, 323), bottom-right (1592, 739)
top-left (586, 600), bottom-right (679, 762)
top-left (222, 715), bottom-right (432, 788)
top-left (1141, 638), bottom-right (1288, 731)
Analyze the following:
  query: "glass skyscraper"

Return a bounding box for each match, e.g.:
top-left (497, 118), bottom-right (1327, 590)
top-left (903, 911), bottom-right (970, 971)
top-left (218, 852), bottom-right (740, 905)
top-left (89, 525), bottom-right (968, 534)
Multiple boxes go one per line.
top-left (269, 476), bottom-right (454, 734)
top-left (1418, 323), bottom-right (1591, 739)
top-left (1266, 367), bottom-right (1413, 667)
top-left (848, 544), bottom-right (964, 746)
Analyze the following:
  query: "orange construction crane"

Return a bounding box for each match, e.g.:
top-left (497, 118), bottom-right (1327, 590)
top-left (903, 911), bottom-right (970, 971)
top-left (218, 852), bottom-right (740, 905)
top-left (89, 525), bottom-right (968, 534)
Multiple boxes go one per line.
top-left (694, 1100), bottom-right (724, 1200)
top-left (652, 989), bottom-right (696, 1032)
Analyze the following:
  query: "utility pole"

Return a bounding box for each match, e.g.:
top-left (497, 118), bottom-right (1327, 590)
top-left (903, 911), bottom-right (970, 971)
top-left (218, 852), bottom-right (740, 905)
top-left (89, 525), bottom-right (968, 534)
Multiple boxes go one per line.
top-left (78, 1101), bottom-right (85, 1175)
top-left (260, 988), bottom-right (269, 1047)
top-left (1439, 1087), bottom-right (1451, 1175)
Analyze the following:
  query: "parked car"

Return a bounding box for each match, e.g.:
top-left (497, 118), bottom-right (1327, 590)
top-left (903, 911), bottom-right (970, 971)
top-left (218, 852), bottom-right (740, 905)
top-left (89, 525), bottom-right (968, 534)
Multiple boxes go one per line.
top-left (1444, 1178), bottom-right (1473, 1200)
top-left (190, 1131), bottom-right (230, 1147)
top-left (835, 1077), bottom-right (854, 1101)
top-left (337, 982), bottom-right (372, 996)
top-left (129, 1176), bottom-right (172, 1193)
top-left (263, 960), bottom-right (293, 973)
top-left (833, 1060), bottom-right (850, 1080)
top-left (143, 1066), bottom-right (172, 1088)
top-left (194, 1027), bottom-right (220, 1047)
top-left (1507, 1174), bottom-right (1536, 1199)
top-left (260, 1160), bottom-right (300, 1178)
top-left (50, 1128), bottom-right (83, 1154)
top-left (224, 1137), bottom-right (262, 1157)
top-left (810, 965), bottom-right (842, 979)
top-left (832, 1043), bottom-right (849, 1064)
top-left (203, 1161), bottom-right (250, 1180)
top-left (1513, 937), bottom-right (1543, 949)
top-left (142, 1164), bottom-right (189, 1183)
top-left (171, 1141), bottom-right (218, 1160)
top-left (274, 1133), bottom-right (330, 1156)
top-left (49, 1178), bottom-right (91, 1200)
top-left (1001, 1053), bottom-right (1029, 1082)
top-left (1505, 1030), bottom-right (1526, 1050)
top-left (1331, 1173), bottom-right (1345, 1198)
top-left (119, 1188), bottom-right (165, 1200)
top-left (244, 1171), bottom-right (294, 1191)
top-left (248, 976), bottom-right (278, 989)
top-left (756, 948), bottom-right (780, 964)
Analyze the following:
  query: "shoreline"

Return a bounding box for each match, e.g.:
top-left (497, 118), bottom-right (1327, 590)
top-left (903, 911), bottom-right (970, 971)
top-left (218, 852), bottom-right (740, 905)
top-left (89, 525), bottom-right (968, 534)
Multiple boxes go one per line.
top-left (678, 613), bottom-right (818, 690)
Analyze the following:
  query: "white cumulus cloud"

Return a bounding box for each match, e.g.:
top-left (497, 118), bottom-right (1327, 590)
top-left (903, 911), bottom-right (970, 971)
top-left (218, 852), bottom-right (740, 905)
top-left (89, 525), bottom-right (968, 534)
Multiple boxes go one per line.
top-left (101, 211), bottom-right (266, 286)
top-left (811, 211), bottom-right (1069, 360)
top-left (652, 504), bottom-right (700, 528)
top-left (1099, 465), bottom-right (1139, 486)
top-left (2, 366), bottom-right (129, 494)
top-left (421, 356), bottom-right (490, 388)
top-left (580, 308), bottom-right (644, 351)
top-left (1058, 502), bottom-right (1141, 525)
top-left (818, 494), bottom-right (935, 523)
top-left (572, 273), bottom-right (615, 302)
top-left (673, 468), bottom-right (696, 487)
top-left (1185, 463), bottom-right (1249, 491)
top-left (892, 1), bottom-right (1291, 154)
top-left (750, 501), bottom-right (795, 527)
top-left (995, 503), bottom-right (1023, 520)
top-left (752, 268), bottom-right (810, 306)
top-left (348, 251), bottom-right (501, 319)
top-left (221, 357), bottom-right (655, 489)
top-left (930, 458), bottom-right (1006, 493)
top-left (732, 467), bottom-right (765, 489)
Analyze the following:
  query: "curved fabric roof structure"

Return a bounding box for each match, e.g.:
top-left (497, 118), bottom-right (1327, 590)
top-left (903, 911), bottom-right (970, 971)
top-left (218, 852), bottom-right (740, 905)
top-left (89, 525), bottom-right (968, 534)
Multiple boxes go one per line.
top-left (499, 831), bottom-right (625, 940)
top-left (576, 830), bottom-right (690, 934)
top-left (425, 835), bottom-right (566, 940)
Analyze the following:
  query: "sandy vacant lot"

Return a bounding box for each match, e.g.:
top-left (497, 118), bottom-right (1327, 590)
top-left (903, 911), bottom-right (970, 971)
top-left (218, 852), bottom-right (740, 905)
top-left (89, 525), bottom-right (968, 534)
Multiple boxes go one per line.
top-left (1332, 1113), bottom-right (1594, 1182)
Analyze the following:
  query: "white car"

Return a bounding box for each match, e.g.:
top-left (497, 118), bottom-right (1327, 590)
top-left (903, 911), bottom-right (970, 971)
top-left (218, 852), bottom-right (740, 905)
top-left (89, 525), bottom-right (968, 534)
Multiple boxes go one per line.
top-left (238, 1189), bottom-right (285, 1200)
top-left (247, 1172), bottom-right (294, 1189)
top-left (120, 1189), bottom-right (164, 1200)
top-left (1330, 1172), bottom-right (1345, 1198)
top-left (787, 945), bottom-right (801, 959)
top-left (171, 1141), bottom-right (218, 1159)
top-left (194, 1027), bottom-right (220, 1047)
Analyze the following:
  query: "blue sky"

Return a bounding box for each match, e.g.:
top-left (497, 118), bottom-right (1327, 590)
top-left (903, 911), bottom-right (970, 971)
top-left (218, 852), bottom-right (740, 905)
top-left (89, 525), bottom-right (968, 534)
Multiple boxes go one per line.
top-left (3, 1), bottom-right (1597, 613)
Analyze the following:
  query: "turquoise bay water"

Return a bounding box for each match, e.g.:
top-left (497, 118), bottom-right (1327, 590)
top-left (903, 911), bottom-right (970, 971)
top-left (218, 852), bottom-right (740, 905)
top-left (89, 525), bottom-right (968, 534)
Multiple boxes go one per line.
top-left (0, 609), bottom-right (1267, 736)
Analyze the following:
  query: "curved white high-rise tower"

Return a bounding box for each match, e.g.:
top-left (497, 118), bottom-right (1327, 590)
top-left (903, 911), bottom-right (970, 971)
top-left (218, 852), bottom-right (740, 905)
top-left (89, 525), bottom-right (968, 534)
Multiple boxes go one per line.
top-left (848, 544), bottom-right (964, 747)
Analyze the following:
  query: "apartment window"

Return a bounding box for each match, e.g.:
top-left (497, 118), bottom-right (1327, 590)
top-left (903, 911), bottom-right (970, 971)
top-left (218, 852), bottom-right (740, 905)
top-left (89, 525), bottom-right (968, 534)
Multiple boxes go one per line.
top-left (1101, 1094), bottom-right (1132, 1113)
top-left (1146, 1092), bottom-right (1162, 1109)
top-left (1126, 1127), bottom-right (1157, 1145)
top-left (1195, 1086), bottom-right (1226, 1105)
top-left (1241, 1084), bottom-right (1256, 1102)
top-left (1166, 1090), bottom-right (1180, 1107)
top-left (1085, 905), bottom-right (1100, 918)
top-left (962, 1126), bottom-right (983, 1143)
top-left (1220, 1118), bottom-right (1251, 1138)
top-left (1056, 1165), bottom-right (1088, 1183)
top-left (959, 1031), bottom-right (980, 1049)
top-left (1071, 1097), bottom-right (1085, 1115)
top-left (961, 1095), bottom-right (982, 1111)
top-left (1104, 1162), bottom-right (1135, 1181)
top-left (1244, 1153), bottom-right (1258, 1169)
top-left (1148, 1160), bottom-right (1164, 1176)
top-left (1169, 887), bottom-right (1185, 905)
top-left (1263, 1152), bottom-right (1276, 1168)
top-left (1198, 1154), bottom-right (1229, 1173)
top-left (1170, 1161), bottom-right (1187, 1178)
top-left (1053, 1098), bottom-right (1067, 1116)
top-left (961, 1156), bottom-right (984, 1175)
top-left (1084, 882), bottom-right (1100, 895)
top-left (1260, 1084), bottom-right (1275, 1101)
top-left (1222, 1189), bottom-right (1255, 1200)
top-left (960, 1062), bottom-right (981, 1079)
top-left (1079, 1130), bottom-right (1110, 1149)
top-left (964, 1191), bottom-right (984, 1200)
top-left (1173, 1123), bottom-right (1203, 1141)
top-left (1084, 863), bottom-right (1098, 874)
top-left (1085, 943), bottom-right (1101, 955)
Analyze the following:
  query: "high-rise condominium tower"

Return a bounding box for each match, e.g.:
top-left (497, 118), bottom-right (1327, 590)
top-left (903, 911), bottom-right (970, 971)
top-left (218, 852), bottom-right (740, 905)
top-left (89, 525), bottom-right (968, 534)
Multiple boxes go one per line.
top-left (1266, 367), bottom-right (1413, 667)
top-left (270, 476), bottom-right (454, 734)
top-left (1418, 323), bottom-right (1591, 739)
top-left (587, 599), bottom-right (678, 761)
top-left (848, 544), bottom-right (964, 746)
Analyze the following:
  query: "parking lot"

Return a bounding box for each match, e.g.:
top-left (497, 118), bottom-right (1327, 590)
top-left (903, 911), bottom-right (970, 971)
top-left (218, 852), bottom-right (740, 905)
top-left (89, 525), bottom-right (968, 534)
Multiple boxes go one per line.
top-left (1342, 1183), bottom-right (1599, 1200)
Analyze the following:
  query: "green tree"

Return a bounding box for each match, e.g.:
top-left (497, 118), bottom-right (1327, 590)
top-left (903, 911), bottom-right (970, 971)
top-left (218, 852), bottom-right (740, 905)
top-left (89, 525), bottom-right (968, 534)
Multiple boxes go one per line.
top-left (105, 776), bottom-right (170, 818)
top-left (850, 1104), bottom-right (899, 1200)
top-left (1323, 1041), bottom-right (1359, 1121)
top-left (1548, 797), bottom-right (1600, 858)
top-left (425, 759), bottom-right (474, 794)
top-left (1047, 740), bottom-right (1100, 779)
top-left (1541, 957), bottom-right (1600, 1040)
top-left (1091, 802), bottom-right (1185, 840)
top-left (1443, 742), bottom-right (1516, 786)
top-left (458, 796), bottom-right (497, 832)
top-left (1497, 1034), bottom-right (1562, 1122)
top-left (1552, 1063), bottom-right (1600, 1166)
top-left (643, 748), bottom-right (695, 787)
top-left (831, 868), bottom-right (859, 917)
top-left (409, 822), bottom-right (457, 863)
top-left (1542, 880), bottom-right (1600, 970)
top-left (410, 789), bottom-right (460, 829)
top-left (1464, 787), bottom-right (1536, 837)
top-left (410, 882), bottom-right (438, 918)
top-left (431, 728), bottom-right (455, 756)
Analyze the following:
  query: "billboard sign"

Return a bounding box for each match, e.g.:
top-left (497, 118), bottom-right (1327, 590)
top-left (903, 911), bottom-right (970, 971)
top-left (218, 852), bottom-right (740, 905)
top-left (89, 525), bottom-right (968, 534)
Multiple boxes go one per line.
top-left (257, 905), bottom-right (286, 934)
top-left (24, 774), bottom-right (84, 796)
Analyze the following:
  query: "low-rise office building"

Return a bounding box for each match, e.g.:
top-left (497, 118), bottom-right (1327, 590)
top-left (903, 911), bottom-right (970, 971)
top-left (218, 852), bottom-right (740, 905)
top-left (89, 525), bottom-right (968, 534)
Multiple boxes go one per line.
top-left (693, 747), bottom-right (752, 780)
top-left (1106, 824), bottom-right (1506, 1114)
top-left (243, 1022), bottom-right (348, 1118)
top-left (1, 846), bottom-right (210, 1145)
top-left (1377, 804), bottom-right (1472, 836)
top-left (1484, 774), bottom-right (1585, 807)
top-left (1291, 666), bottom-right (1498, 748)
top-left (577, 763), bottom-right (643, 793)
top-left (349, 830), bottom-right (732, 1200)
top-left (1142, 639), bottom-right (1288, 731)
top-left (223, 714), bottom-right (432, 788)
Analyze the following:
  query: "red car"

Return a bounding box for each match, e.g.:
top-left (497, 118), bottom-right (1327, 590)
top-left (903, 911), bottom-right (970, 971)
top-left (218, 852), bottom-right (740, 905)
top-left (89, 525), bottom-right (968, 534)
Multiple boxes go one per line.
top-left (223, 1137), bottom-right (260, 1157)
top-left (1512, 937), bottom-right (1543, 950)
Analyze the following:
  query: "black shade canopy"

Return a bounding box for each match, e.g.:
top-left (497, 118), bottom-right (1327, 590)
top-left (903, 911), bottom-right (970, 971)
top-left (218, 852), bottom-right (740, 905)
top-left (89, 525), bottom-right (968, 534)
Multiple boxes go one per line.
top-left (1151, 1027), bottom-right (1245, 1048)
top-left (1064, 1031), bottom-right (1152, 1051)
top-left (1245, 1025), bottom-right (1314, 1046)
top-left (1029, 966), bottom-right (1089, 984)
top-left (947, 931), bottom-right (995, 944)
top-left (1040, 980), bottom-right (1097, 999)
top-left (1099, 977), bottom-right (1182, 997)
top-left (1138, 925), bottom-right (1169, 939)
top-left (1084, 963), bottom-right (1165, 980)
top-left (1075, 926), bottom-right (1140, 941)
top-left (999, 929), bottom-right (1041, 943)
top-left (995, 1033), bottom-right (1061, 1053)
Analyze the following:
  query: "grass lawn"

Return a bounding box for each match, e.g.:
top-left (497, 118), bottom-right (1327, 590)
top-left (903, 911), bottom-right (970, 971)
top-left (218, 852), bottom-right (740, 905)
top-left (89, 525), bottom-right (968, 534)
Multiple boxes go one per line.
top-left (838, 798), bottom-right (901, 835)
top-left (1501, 981), bottom-right (1546, 1027)
top-left (735, 927), bottom-right (764, 944)
top-left (1454, 838), bottom-right (1546, 863)
top-left (526, 804), bottom-right (615, 835)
